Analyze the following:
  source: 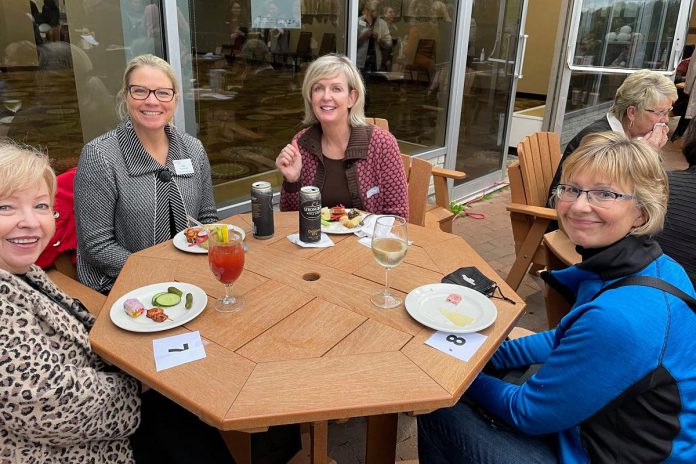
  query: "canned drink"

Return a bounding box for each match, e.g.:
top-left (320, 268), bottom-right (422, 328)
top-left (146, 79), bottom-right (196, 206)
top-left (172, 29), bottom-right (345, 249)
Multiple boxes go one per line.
top-left (299, 186), bottom-right (321, 243)
top-left (251, 181), bottom-right (274, 239)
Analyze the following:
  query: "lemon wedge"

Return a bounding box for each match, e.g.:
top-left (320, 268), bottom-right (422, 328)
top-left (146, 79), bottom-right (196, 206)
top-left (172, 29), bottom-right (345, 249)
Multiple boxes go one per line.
top-left (439, 308), bottom-right (474, 326)
top-left (215, 224), bottom-right (229, 243)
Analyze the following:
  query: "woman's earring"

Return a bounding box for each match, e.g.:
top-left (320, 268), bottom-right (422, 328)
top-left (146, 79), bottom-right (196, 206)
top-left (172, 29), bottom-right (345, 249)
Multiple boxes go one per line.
top-left (629, 119), bottom-right (634, 129)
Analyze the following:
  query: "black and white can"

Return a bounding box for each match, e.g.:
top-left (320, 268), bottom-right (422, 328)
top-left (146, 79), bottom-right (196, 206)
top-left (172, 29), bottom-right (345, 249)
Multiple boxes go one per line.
top-left (299, 186), bottom-right (321, 243)
top-left (251, 181), bottom-right (274, 239)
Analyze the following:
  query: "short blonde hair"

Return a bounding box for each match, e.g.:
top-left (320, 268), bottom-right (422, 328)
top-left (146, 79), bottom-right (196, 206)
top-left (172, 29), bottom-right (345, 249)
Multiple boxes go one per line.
top-left (0, 139), bottom-right (57, 205)
top-left (117, 54), bottom-right (179, 121)
top-left (559, 131), bottom-right (668, 236)
top-left (610, 69), bottom-right (677, 119)
top-left (301, 54), bottom-right (367, 127)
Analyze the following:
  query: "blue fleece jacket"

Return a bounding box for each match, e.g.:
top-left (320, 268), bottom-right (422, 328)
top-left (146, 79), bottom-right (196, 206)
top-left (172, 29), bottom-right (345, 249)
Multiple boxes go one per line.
top-left (467, 236), bottom-right (696, 463)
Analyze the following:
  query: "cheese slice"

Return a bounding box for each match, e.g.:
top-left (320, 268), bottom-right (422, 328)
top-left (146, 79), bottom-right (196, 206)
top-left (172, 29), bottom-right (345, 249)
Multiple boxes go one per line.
top-left (439, 308), bottom-right (474, 326)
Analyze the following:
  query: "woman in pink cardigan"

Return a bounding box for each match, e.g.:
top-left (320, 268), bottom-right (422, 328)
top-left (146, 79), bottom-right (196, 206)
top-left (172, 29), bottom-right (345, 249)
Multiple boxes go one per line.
top-left (275, 53), bottom-right (408, 218)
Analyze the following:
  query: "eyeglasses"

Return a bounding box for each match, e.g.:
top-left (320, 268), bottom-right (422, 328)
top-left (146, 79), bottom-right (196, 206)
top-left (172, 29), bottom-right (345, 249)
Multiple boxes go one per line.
top-left (554, 184), bottom-right (634, 207)
top-left (127, 85), bottom-right (175, 102)
top-left (643, 106), bottom-right (672, 117)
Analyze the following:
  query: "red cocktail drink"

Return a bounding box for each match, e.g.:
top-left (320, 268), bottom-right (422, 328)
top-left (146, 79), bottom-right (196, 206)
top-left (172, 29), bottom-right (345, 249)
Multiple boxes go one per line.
top-left (209, 243), bottom-right (244, 284)
top-left (207, 227), bottom-right (245, 312)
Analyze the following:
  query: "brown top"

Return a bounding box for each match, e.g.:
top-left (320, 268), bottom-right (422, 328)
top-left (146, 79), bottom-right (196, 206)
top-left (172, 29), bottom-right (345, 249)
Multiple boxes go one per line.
top-left (321, 156), bottom-right (353, 208)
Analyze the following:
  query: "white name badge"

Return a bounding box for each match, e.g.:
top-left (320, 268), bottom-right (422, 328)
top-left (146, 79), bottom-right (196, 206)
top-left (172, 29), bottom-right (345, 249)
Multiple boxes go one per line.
top-left (173, 158), bottom-right (195, 175)
top-left (366, 186), bottom-right (380, 198)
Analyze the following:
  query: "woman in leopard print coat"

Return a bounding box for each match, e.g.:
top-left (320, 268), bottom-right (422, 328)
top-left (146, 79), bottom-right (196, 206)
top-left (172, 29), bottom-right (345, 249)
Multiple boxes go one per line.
top-left (0, 141), bottom-right (140, 463)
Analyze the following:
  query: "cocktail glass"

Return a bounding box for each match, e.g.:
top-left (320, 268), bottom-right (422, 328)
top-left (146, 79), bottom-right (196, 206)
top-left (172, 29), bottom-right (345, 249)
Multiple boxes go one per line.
top-left (208, 228), bottom-right (245, 313)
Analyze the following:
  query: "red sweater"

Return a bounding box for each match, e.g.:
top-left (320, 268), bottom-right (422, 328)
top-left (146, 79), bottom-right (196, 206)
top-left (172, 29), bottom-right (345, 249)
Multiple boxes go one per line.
top-left (279, 124), bottom-right (409, 219)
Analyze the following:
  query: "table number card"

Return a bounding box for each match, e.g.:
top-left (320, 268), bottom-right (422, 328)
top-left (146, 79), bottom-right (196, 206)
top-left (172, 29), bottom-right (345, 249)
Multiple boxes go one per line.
top-left (425, 331), bottom-right (487, 362)
top-left (153, 331), bottom-right (207, 371)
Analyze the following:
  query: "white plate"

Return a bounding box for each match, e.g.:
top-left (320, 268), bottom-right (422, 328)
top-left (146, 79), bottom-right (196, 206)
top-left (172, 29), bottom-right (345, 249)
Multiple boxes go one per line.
top-left (172, 224), bottom-right (246, 254)
top-left (405, 283), bottom-right (497, 333)
top-left (321, 209), bottom-right (364, 235)
top-left (110, 282), bottom-right (208, 333)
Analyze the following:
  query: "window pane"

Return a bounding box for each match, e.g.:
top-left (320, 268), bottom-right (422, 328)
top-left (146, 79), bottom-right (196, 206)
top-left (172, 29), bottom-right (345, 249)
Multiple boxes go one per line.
top-left (359, 0), bottom-right (456, 153)
top-left (184, 0), bottom-right (345, 206)
top-left (0, 0), bottom-right (164, 174)
top-left (572, 0), bottom-right (681, 71)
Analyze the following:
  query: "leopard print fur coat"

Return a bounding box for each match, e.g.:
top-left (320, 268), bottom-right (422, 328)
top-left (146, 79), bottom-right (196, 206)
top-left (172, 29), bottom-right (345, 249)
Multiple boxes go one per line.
top-left (0, 266), bottom-right (140, 463)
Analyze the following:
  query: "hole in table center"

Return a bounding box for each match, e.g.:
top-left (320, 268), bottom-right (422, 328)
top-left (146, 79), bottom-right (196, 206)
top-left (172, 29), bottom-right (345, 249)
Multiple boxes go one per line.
top-left (302, 272), bottom-right (321, 281)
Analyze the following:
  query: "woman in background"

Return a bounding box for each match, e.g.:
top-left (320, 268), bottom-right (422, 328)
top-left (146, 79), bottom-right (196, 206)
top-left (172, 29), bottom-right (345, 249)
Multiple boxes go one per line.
top-left (276, 53), bottom-right (408, 217)
top-left (75, 54), bottom-right (218, 294)
top-left (548, 69), bottom-right (677, 198)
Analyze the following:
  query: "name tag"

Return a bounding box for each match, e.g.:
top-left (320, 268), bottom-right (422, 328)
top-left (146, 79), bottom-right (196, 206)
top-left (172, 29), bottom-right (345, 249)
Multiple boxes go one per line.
top-left (366, 186), bottom-right (380, 199)
top-left (173, 159), bottom-right (194, 175)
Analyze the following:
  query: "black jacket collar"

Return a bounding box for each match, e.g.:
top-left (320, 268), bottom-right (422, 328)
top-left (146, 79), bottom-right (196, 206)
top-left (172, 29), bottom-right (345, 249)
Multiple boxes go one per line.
top-left (576, 234), bottom-right (662, 280)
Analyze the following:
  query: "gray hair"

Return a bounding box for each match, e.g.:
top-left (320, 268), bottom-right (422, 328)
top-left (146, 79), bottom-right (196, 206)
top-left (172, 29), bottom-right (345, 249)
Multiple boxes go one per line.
top-left (610, 69), bottom-right (677, 119)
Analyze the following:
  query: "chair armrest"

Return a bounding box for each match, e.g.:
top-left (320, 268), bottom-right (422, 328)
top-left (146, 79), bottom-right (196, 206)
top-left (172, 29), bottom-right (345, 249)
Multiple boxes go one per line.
top-left (431, 168), bottom-right (467, 208)
top-left (431, 166), bottom-right (467, 181)
top-left (507, 203), bottom-right (558, 221)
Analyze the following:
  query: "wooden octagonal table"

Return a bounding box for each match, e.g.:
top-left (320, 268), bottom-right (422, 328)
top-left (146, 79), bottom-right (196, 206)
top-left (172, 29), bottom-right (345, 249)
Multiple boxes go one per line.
top-left (89, 211), bottom-right (525, 463)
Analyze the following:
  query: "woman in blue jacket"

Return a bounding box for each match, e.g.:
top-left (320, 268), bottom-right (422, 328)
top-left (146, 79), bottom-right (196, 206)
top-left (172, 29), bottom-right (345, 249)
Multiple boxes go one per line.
top-left (418, 132), bottom-right (696, 463)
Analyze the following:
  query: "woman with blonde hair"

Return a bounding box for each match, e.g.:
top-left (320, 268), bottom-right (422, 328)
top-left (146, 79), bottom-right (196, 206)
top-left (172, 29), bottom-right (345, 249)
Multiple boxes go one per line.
top-left (75, 54), bottom-right (218, 294)
top-left (418, 132), bottom-right (696, 463)
top-left (275, 53), bottom-right (408, 217)
top-left (0, 140), bottom-right (140, 462)
top-left (549, 69), bottom-right (677, 197)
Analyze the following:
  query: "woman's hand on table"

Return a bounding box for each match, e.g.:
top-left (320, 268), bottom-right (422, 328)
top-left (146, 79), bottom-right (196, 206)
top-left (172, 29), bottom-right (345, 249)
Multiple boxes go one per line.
top-left (276, 139), bottom-right (302, 183)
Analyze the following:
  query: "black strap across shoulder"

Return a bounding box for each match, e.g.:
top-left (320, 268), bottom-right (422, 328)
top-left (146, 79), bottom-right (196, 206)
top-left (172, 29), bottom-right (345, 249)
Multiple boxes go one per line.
top-left (589, 276), bottom-right (696, 313)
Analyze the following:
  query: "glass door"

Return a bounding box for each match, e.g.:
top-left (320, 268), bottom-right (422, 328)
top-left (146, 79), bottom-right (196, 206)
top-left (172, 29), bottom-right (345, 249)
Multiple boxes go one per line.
top-left (546, 0), bottom-right (692, 147)
top-left (450, 0), bottom-right (529, 198)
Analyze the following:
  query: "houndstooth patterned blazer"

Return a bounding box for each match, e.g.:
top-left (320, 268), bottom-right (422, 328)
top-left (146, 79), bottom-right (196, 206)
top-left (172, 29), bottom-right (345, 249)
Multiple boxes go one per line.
top-left (74, 119), bottom-right (218, 293)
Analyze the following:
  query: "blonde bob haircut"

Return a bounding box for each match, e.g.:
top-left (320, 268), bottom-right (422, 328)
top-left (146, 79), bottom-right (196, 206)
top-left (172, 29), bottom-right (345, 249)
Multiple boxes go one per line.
top-left (558, 131), bottom-right (668, 237)
top-left (610, 69), bottom-right (677, 120)
top-left (301, 54), bottom-right (367, 127)
top-left (117, 54), bottom-right (179, 121)
top-left (0, 139), bottom-right (57, 206)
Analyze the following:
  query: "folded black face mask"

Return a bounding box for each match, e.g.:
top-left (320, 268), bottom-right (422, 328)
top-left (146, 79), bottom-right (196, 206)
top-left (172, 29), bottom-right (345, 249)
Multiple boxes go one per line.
top-left (441, 267), bottom-right (515, 304)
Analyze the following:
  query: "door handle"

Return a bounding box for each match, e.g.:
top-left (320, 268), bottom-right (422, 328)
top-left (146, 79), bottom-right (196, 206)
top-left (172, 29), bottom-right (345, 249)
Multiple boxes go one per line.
top-left (515, 34), bottom-right (529, 79)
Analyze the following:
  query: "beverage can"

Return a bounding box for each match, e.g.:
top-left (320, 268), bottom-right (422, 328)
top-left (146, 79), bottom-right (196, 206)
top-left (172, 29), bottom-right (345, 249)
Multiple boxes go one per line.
top-left (251, 181), bottom-right (274, 239)
top-left (299, 186), bottom-right (321, 243)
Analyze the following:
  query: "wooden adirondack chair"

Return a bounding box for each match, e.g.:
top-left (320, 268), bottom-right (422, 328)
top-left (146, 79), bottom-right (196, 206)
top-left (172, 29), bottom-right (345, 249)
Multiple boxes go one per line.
top-left (365, 117), bottom-right (466, 232)
top-left (505, 132), bottom-right (569, 291)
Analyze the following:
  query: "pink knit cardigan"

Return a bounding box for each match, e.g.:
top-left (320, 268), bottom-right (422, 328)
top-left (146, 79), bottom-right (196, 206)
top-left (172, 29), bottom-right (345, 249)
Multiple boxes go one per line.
top-left (279, 124), bottom-right (409, 219)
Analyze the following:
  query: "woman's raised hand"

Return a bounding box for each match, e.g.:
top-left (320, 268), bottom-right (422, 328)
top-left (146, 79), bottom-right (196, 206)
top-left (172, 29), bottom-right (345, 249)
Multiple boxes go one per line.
top-left (276, 139), bottom-right (302, 183)
top-left (642, 123), bottom-right (670, 149)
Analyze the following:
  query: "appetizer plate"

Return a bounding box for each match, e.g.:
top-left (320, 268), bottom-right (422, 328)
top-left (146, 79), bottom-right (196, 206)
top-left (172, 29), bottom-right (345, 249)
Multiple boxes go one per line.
top-left (405, 283), bottom-right (497, 333)
top-left (110, 282), bottom-right (208, 333)
top-left (321, 209), bottom-right (365, 234)
top-left (172, 224), bottom-right (246, 254)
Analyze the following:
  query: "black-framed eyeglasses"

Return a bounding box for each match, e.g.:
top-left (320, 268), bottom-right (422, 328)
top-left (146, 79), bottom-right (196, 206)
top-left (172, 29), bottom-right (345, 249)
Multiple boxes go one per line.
top-left (643, 106), bottom-right (672, 117)
top-left (127, 85), bottom-right (175, 102)
top-left (554, 184), bottom-right (634, 207)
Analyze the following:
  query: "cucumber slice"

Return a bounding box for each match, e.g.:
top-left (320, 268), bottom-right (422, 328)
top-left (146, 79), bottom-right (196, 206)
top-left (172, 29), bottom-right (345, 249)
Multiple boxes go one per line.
top-left (153, 292), bottom-right (181, 307)
top-left (151, 292), bottom-right (168, 305)
top-left (167, 286), bottom-right (183, 296)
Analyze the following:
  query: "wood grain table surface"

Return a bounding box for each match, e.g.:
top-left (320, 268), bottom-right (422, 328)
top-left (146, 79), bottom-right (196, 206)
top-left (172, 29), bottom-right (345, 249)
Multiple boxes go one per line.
top-left (89, 211), bottom-right (525, 463)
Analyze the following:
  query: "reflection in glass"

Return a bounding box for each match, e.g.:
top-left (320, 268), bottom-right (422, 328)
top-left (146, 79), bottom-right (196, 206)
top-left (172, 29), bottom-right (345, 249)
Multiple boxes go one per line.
top-left (455, 0), bottom-right (523, 182)
top-left (184, 0), bottom-right (343, 205)
top-left (573, 0), bottom-right (681, 70)
top-left (0, 0), bottom-right (164, 174)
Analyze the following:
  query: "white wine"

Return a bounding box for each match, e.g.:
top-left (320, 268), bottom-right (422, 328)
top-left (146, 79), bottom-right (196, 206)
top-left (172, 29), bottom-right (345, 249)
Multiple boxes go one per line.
top-left (372, 237), bottom-right (407, 268)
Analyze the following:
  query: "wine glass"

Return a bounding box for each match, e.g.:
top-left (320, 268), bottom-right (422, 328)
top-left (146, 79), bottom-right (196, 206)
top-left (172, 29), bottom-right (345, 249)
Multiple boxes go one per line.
top-left (370, 216), bottom-right (408, 308)
top-left (208, 227), bottom-right (245, 313)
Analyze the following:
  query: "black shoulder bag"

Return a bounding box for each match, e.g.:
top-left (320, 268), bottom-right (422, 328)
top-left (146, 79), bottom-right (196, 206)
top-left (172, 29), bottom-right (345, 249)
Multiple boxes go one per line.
top-left (589, 276), bottom-right (696, 313)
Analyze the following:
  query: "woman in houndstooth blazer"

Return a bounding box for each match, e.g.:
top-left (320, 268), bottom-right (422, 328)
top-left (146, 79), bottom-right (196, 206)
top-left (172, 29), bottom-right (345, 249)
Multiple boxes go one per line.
top-left (75, 54), bottom-right (218, 294)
